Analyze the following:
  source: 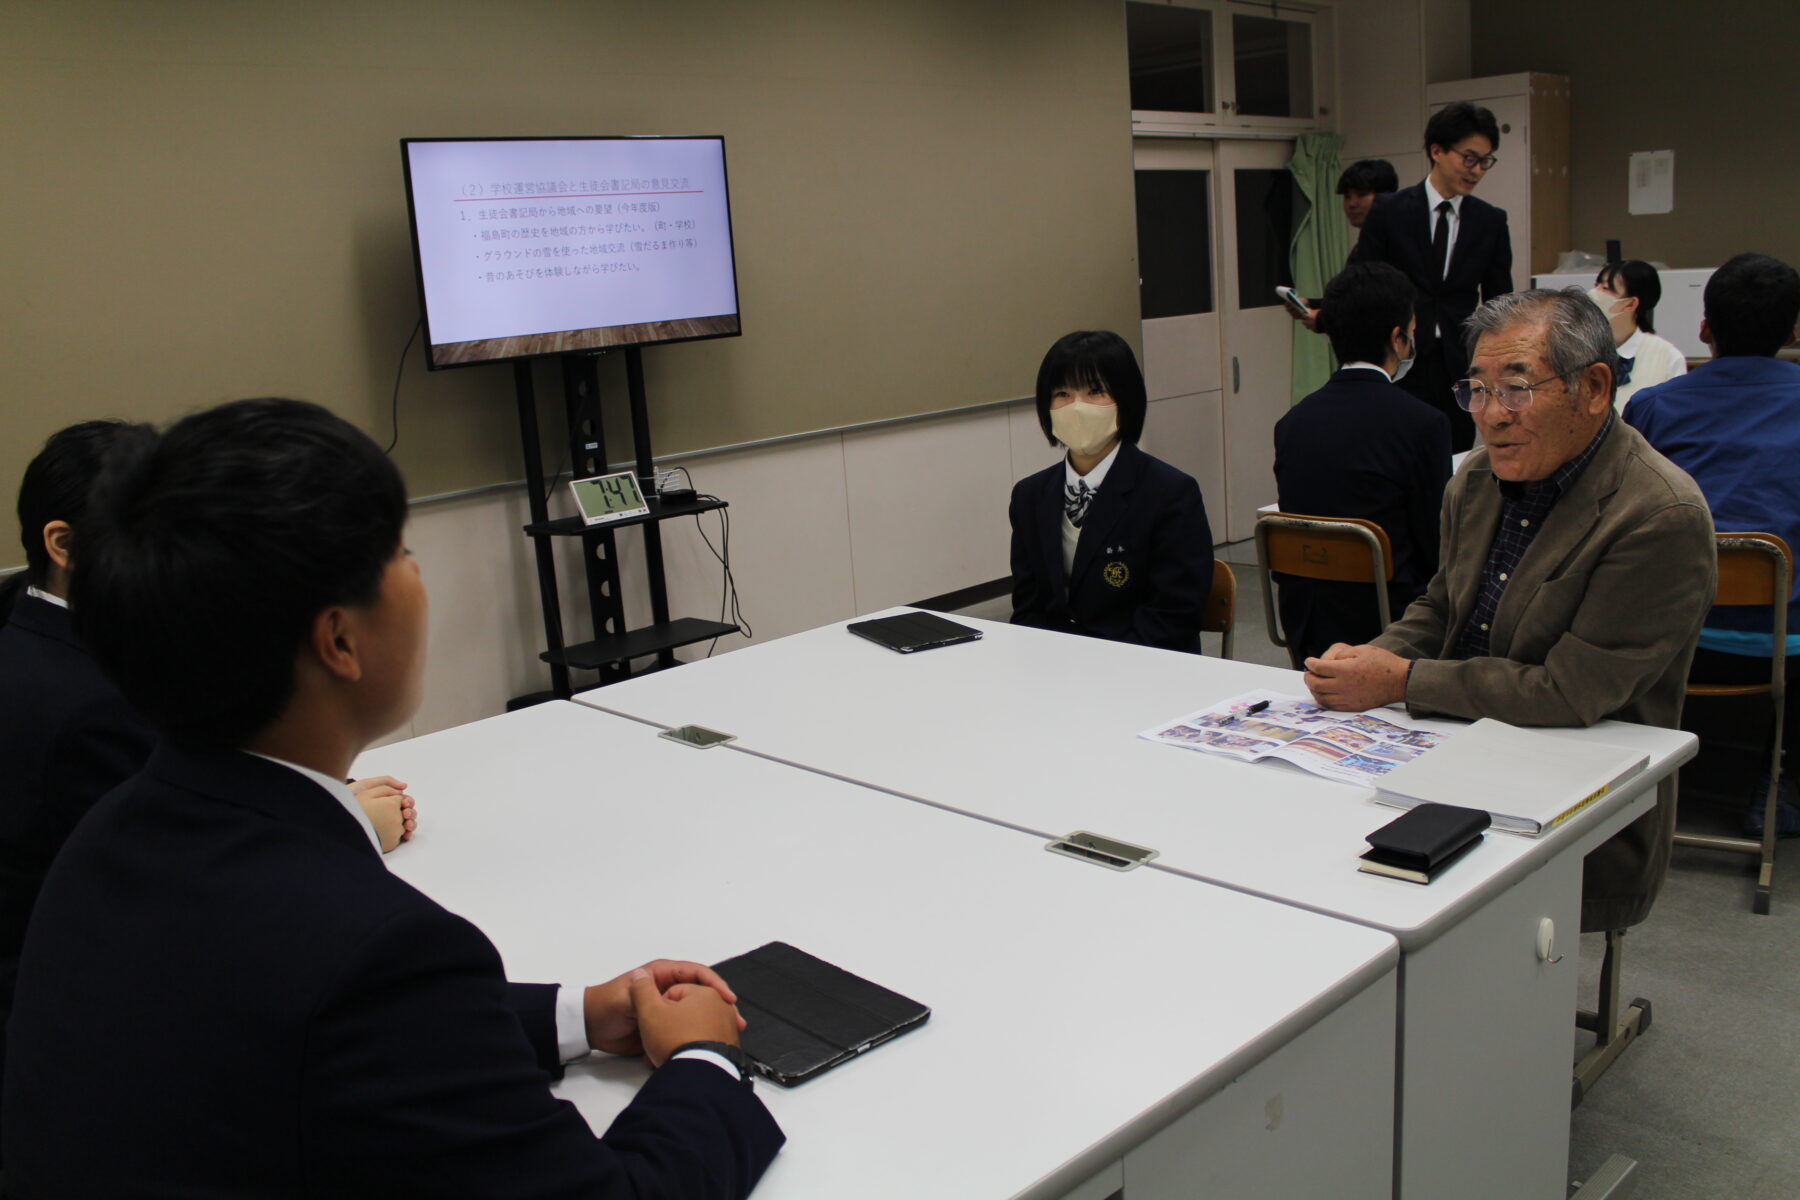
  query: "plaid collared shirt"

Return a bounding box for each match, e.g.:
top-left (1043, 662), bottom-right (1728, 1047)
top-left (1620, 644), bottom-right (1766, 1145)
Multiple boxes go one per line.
top-left (1454, 412), bottom-right (1615, 659)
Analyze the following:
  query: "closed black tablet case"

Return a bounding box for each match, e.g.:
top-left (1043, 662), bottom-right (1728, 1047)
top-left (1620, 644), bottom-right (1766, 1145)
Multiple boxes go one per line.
top-left (846, 611), bottom-right (982, 654)
top-left (711, 941), bottom-right (930, 1086)
top-left (1365, 802), bottom-right (1491, 871)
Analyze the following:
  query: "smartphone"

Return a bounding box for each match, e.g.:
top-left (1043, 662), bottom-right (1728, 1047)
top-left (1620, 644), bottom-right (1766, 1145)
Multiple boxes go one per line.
top-left (1275, 286), bottom-right (1312, 318)
top-left (658, 724), bottom-right (736, 749)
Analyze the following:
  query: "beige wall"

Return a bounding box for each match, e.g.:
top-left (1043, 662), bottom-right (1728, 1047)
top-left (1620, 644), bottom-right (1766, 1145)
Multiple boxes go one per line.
top-left (1335, 0), bottom-right (1471, 196)
top-left (2, 0), bottom-right (1139, 566)
top-left (1471, 0), bottom-right (1796, 270)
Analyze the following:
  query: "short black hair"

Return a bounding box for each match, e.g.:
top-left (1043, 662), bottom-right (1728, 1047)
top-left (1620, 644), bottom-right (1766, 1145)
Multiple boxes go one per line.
top-left (1034, 331), bottom-right (1148, 447)
top-left (72, 398), bottom-right (407, 748)
top-left (1336, 159), bottom-right (1399, 196)
top-left (1320, 263), bottom-right (1417, 367)
top-left (15, 420), bottom-right (159, 585)
top-left (1703, 252), bottom-right (1800, 358)
top-left (1595, 260), bottom-right (1662, 334)
top-left (1424, 102), bottom-right (1500, 156)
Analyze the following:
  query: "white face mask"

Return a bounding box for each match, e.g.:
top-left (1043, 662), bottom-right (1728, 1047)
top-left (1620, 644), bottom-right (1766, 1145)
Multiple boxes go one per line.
top-left (1392, 330), bottom-right (1416, 383)
top-left (1587, 286), bottom-right (1632, 321)
top-left (1050, 401), bottom-right (1119, 457)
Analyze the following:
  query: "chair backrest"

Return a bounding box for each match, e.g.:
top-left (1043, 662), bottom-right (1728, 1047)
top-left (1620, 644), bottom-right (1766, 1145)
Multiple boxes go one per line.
top-left (1254, 514), bottom-right (1396, 669)
top-left (1202, 560), bottom-right (1235, 659)
top-left (1688, 533), bottom-right (1793, 704)
top-left (1256, 514), bottom-right (1395, 584)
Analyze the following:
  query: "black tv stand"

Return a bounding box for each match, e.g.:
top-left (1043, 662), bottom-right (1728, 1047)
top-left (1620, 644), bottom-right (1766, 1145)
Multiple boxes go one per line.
top-left (513, 345), bottom-right (736, 702)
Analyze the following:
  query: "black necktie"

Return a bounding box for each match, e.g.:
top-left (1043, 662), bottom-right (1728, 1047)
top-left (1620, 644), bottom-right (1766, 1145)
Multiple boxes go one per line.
top-left (1432, 200), bottom-right (1452, 282)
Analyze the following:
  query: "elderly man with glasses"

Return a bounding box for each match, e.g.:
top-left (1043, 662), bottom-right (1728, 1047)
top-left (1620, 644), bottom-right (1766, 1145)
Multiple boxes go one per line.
top-left (1304, 288), bottom-right (1716, 934)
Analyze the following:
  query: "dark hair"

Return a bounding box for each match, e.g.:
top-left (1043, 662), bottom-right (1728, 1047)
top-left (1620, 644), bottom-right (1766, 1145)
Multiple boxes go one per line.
top-left (1320, 263), bottom-right (1418, 367)
top-left (71, 398), bottom-right (407, 748)
top-left (1703, 252), bottom-right (1800, 358)
top-left (1424, 102), bottom-right (1500, 156)
top-left (1595, 260), bottom-right (1662, 334)
top-left (1336, 159), bottom-right (1399, 196)
top-left (1034, 331), bottom-right (1148, 447)
top-left (16, 420), bottom-right (159, 586)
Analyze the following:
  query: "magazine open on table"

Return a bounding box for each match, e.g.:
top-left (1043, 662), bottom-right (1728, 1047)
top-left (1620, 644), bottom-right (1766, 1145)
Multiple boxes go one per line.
top-left (1139, 689), bottom-right (1464, 788)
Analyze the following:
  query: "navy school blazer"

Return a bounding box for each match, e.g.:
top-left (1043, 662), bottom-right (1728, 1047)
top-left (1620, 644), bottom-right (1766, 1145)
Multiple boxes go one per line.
top-left (3, 744), bottom-right (784, 1198)
top-left (1009, 441), bottom-right (1215, 652)
top-left (0, 593), bottom-right (156, 1061)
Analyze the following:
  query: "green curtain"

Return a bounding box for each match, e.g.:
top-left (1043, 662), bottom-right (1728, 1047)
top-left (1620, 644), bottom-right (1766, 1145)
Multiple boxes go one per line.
top-left (1287, 132), bottom-right (1347, 404)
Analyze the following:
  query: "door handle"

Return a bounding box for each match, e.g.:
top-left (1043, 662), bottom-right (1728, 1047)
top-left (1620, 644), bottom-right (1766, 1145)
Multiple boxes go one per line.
top-left (1232, 356), bottom-right (1240, 394)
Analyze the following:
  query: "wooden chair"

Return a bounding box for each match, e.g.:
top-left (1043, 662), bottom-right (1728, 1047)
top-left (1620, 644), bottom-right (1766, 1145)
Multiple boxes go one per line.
top-left (1202, 560), bottom-right (1236, 659)
top-left (1673, 532), bottom-right (1793, 915)
top-left (1254, 513), bottom-right (1395, 669)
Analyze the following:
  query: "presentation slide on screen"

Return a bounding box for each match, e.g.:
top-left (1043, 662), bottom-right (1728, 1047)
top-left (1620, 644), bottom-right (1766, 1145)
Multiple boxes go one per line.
top-left (406, 138), bottom-right (738, 350)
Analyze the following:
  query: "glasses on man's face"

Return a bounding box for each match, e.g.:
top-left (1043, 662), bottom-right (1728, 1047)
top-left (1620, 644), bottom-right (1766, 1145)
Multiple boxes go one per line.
top-left (1452, 375), bottom-right (1565, 413)
top-left (1453, 149), bottom-right (1499, 171)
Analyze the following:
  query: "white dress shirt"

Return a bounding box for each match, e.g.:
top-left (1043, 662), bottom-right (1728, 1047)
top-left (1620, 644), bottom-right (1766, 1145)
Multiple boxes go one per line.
top-left (1613, 327), bottom-right (1690, 411)
top-left (1422, 176), bottom-right (1464, 277)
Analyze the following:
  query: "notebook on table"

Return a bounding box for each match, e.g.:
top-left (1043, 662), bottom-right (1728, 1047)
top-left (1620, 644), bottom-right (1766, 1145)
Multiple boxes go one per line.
top-left (711, 941), bottom-right (930, 1086)
top-left (1374, 718), bottom-right (1649, 836)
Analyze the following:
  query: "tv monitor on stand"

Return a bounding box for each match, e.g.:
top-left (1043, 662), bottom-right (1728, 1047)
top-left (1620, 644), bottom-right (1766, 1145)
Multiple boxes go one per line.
top-left (401, 136), bottom-right (744, 698)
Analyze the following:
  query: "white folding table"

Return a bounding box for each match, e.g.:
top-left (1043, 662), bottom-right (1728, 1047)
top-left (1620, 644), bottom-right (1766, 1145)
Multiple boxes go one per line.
top-left (574, 611), bottom-right (1698, 1199)
top-left (356, 701), bottom-right (1399, 1200)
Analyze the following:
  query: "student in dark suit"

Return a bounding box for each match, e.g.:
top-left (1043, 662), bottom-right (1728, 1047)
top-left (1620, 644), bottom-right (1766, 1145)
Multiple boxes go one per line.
top-left (1274, 263), bottom-right (1453, 660)
top-left (1300, 103), bottom-right (1514, 453)
top-left (0, 422), bottom-right (420, 1146)
top-left (1010, 331), bottom-right (1214, 652)
top-left (3, 399), bottom-right (783, 1197)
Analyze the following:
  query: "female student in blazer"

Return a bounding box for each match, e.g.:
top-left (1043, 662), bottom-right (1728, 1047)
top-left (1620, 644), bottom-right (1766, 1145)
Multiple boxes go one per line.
top-left (1591, 259), bottom-right (1688, 411)
top-left (1009, 330), bottom-right (1214, 652)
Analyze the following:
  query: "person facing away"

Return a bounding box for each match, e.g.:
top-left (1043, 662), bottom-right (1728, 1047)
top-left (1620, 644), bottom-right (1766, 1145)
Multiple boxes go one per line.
top-left (1625, 251), bottom-right (1800, 835)
top-left (0, 421), bottom-right (420, 1148)
top-left (2, 399), bottom-right (783, 1197)
top-left (1273, 262), bottom-right (1452, 660)
top-left (1337, 157), bottom-right (1399, 231)
top-left (1297, 102), bottom-right (1515, 454)
top-left (1009, 330), bottom-right (1215, 652)
top-left (1588, 259), bottom-right (1688, 411)
top-left (1303, 289), bottom-right (1716, 933)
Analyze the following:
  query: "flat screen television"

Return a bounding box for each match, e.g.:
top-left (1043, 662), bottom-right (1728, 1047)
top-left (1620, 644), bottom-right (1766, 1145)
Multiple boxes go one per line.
top-left (401, 136), bottom-right (740, 369)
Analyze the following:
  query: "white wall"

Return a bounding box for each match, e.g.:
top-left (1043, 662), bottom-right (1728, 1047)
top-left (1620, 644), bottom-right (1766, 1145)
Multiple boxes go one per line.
top-left (396, 390), bottom-right (1218, 739)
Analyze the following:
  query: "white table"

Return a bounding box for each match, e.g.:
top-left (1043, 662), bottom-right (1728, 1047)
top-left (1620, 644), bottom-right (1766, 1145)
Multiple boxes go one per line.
top-left (356, 701), bottom-right (1399, 1200)
top-left (575, 611), bottom-right (1699, 1199)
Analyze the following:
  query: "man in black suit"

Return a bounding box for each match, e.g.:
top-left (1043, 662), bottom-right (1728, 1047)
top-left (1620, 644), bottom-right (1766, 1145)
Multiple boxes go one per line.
top-left (1301, 102), bottom-right (1514, 452)
top-left (1274, 263), bottom-right (1453, 660)
top-left (3, 399), bottom-right (783, 1197)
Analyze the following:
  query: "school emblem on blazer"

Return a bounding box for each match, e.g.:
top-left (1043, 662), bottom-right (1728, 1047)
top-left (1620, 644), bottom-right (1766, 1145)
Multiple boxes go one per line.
top-left (1103, 561), bottom-right (1129, 588)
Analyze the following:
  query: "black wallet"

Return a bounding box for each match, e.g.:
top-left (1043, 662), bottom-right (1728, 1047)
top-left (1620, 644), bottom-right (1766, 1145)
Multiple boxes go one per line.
top-left (1359, 802), bottom-right (1490, 884)
top-left (711, 941), bottom-right (930, 1086)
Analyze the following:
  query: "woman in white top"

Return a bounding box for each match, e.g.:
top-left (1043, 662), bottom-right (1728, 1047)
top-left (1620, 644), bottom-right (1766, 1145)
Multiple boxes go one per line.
top-left (1590, 259), bottom-right (1688, 411)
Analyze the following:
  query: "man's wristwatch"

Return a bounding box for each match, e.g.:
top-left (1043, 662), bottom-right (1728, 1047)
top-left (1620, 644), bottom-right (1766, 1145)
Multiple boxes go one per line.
top-left (671, 1040), bottom-right (757, 1087)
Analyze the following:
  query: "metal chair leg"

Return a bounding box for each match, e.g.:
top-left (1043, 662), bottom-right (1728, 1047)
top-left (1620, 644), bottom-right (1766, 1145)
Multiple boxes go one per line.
top-left (1573, 929), bottom-right (1651, 1106)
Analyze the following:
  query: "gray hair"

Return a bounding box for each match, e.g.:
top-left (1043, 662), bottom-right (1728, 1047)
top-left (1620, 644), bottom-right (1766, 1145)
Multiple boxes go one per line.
top-left (1462, 288), bottom-right (1619, 400)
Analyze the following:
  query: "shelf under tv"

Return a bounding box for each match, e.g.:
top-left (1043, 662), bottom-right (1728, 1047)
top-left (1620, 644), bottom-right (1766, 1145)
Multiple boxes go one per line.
top-left (541, 619), bottom-right (741, 671)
